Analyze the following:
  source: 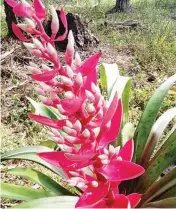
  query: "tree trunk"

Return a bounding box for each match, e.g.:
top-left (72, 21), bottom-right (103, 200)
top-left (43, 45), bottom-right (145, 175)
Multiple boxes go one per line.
top-left (116, 0), bottom-right (130, 11)
top-left (44, 11), bottom-right (99, 51)
top-left (106, 0), bottom-right (131, 15)
top-left (4, 1), bottom-right (17, 37)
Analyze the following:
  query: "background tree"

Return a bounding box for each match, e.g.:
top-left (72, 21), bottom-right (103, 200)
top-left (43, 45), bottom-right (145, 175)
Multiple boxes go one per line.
top-left (106, 0), bottom-right (131, 14)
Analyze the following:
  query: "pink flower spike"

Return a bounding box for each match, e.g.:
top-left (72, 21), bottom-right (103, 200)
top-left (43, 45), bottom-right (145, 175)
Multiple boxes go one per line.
top-left (32, 68), bottom-right (58, 82)
top-left (5, 0), bottom-right (18, 7)
top-left (75, 53), bottom-right (102, 76)
top-left (127, 193), bottom-right (142, 208)
top-left (99, 99), bottom-right (122, 147)
top-left (118, 138), bottom-right (134, 161)
top-left (28, 113), bottom-right (66, 129)
top-left (50, 5), bottom-right (59, 38)
top-left (12, 23), bottom-right (31, 41)
top-left (55, 8), bottom-right (68, 41)
top-left (33, 0), bottom-right (46, 20)
top-left (101, 93), bottom-right (118, 127)
top-left (13, 3), bottom-right (34, 17)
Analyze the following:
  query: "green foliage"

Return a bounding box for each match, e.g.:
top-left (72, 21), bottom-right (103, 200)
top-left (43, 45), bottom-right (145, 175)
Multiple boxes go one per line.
top-left (6, 168), bottom-right (72, 195)
top-left (12, 196), bottom-right (78, 208)
top-left (0, 146), bottom-right (66, 177)
top-left (133, 74), bottom-right (176, 163)
top-left (101, 66), bottom-right (176, 207)
top-left (1, 182), bottom-right (54, 201)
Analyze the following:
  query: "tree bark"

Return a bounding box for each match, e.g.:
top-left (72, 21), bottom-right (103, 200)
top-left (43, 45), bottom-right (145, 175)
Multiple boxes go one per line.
top-left (106, 0), bottom-right (131, 15)
top-left (116, 0), bottom-right (130, 11)
top-left (4, 1), bottom-right (17, 37)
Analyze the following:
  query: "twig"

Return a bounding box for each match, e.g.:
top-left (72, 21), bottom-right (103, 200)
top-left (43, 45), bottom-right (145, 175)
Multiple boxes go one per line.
top-left (0, 49), bottom-right (14, 62)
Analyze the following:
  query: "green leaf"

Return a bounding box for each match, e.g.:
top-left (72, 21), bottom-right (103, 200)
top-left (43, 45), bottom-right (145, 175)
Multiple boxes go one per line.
top-left (1, 182), bottom-right (54, 201)
top-left (6, 168), bottom-right (72, 195)
top-left (133, 74), bottom-right (176, 163)
top-left (27, 97), bottom-right (61, 119)
top-left (136, 139), bottom-right (176, 193)
top-left (138, 168), bottom-right (176, 207)
top-left (1, 146), bottom-right (67, 178)
top-left (13, 196), bottom-right (79, 208)
top-left (140, 107), bottom-right (176, 168)
top-left (156, 186), bottom-right (176, 200)
top-left (99, 63), bottom-right (119, 97)
top-left (40, 140), bottom-right (57, 149)
top-left (99, 63), bottom-right (131, 129)
top-left (121, 79), bottom-right (131, 126)
top-left (147, 129), bottom-right (176, 168)
top-left (144, 197), bottom-right (176, 208)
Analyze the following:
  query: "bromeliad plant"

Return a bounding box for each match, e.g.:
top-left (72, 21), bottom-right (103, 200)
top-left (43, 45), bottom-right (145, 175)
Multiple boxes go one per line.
top-left (1, 0), bottom-right (176, 208)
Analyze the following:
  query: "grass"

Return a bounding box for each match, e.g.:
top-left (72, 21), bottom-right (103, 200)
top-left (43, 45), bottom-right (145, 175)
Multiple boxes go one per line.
top-left (68, 0), bottom-right (176, 73)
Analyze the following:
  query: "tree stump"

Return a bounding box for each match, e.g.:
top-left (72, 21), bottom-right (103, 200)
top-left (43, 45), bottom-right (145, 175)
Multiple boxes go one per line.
top-left (3, 5), bottom-right (99, 51)
top-left (44, 11), bottom-right (99, 51)
top-left (106, 0), bottom-right (132, 15)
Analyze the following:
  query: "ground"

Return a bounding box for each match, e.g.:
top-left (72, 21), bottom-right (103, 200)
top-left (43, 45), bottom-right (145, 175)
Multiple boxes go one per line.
top-left (1, 0), bottom-right (176, 207)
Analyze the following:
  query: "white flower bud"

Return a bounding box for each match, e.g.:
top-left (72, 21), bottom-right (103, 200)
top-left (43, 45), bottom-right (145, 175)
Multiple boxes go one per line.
top-left (74, 120), bottom-right (82, 132)
top-left (33, 38), bottom-right (43, 50)
top-left (68, 30), bottom-right (74, 46)
top-left (50, 5), bottom-right (59, 35)
top-left (115, 146), bottom-right (120, 154)
top-left (57, 104), bottom-right (65, 114)
top-left (63, 145), bottom-right (72, 152)
top-left (75, 72), bottom-right (83, 85)
top-left (47, 43), bottom-right (57, 58)
top-left (82, 129), bottom-right (90, 138)
top-left (23, 42), bottom-right (35, 51)
top-left (35, 87), bottom-right (45, 96)
top-left (66, 120), bottom-right (73, 128)
top-left (101, 159), bottom-right (110, 165)
top-left (75, 52), bottom-right (81, 67)
top-left (104, 148), bottom-right (109, 155)
top-left (69, 171), bottom-right (79, 177)
top-left (109, 145), bottom-right (115, 155)
top-left (85, 90), bottom-right (95, 102)
top-left (65, 65), bottom-right (74, 78)
top-left (98, 154), bottom-right (108, 160)
top-left (25, 18), bottom-right (35, 28)
top-left (91, 181), bottom-right (98, 187)
top-left (77, 182), bottom-right (85, 189)
top-left (91, 82), bottom-right (97, 93)
top-left (61, 76), bottom-right (73, 86)
top-left (64, 91), bottom-right (74, 99)
top-left (65, 134), bottom-right (77, 143)
top-left (38, 95), bottom-right (49, 103)
top-left (29, 62), bottom-right (38, 68)
top-left (42, 64), bottom-right (52, 71)
top-left (87, 103), bottom-right (95, 113)
top-left (17, 23), bottom-right (27, 30)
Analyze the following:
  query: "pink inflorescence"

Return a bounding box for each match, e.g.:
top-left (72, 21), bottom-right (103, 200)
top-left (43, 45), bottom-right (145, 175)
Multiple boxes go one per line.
top-left (6, 0), bottom-right (145, 208)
